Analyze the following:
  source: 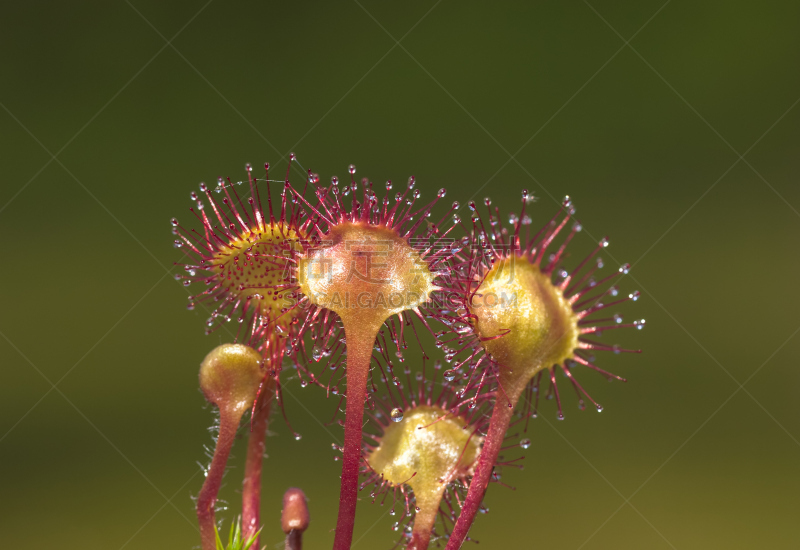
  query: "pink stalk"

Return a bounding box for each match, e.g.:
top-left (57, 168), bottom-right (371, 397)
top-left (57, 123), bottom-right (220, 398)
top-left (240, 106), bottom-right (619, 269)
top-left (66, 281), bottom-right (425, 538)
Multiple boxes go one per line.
top-left (196, 412), bottom-right (240, 550)
top-left (332, 321), bottom-right (378, 550)
top-left (408, 498), bottom-right (439, 550)
top-left (445, 391), bottom-right (518, 550)
top-left (242, 383), bottom-right (275, 546)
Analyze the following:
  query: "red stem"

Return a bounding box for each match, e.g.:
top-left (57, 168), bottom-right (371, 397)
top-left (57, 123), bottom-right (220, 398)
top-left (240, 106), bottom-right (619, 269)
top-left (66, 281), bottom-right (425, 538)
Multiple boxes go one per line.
top-left (196, 411), bottom-right (240, 550)
top-left (285, 529), bottom-right (303, 550)
top-left (445, 391), bottom-right (518, 550)
top-left (242, 383), bottom-right (275, 546)
top-left (332, 321), bottom-right (377, 550)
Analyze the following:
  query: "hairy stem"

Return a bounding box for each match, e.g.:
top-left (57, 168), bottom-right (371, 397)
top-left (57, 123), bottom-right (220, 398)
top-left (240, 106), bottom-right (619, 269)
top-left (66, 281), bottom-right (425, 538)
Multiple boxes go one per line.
top-left (445, 385), bottom-right (522, 550)
top-left (332, 320), bottom-right (380, 550)
top-left (242, 379), bottom-right (275, 546)
top-left (197, 412), bottom-right (240, 550)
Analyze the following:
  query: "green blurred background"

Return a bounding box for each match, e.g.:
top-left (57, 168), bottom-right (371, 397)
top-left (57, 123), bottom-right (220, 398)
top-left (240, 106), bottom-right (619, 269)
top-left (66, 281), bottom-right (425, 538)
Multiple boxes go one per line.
top-left (2, 1), bottom-right (799, 548)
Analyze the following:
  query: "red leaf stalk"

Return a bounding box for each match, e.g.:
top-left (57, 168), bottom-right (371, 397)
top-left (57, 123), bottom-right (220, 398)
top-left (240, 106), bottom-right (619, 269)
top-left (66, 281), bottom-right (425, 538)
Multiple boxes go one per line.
top-left (242, 377), bottom-right (276, 546)
top-left (445, 392), bottom-right (517, 549)
top-left (333, 321), bottom-right (377, 550)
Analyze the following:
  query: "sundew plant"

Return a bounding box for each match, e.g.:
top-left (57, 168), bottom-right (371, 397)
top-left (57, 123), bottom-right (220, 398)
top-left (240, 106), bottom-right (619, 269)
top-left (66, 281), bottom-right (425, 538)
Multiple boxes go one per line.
top-left (171, 157), bottom-right (643, 549)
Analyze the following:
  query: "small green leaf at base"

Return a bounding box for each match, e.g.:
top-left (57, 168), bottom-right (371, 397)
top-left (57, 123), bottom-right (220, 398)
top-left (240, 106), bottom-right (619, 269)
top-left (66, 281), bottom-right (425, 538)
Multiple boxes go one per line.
top-left (214, 518), bottom-right (261, 550)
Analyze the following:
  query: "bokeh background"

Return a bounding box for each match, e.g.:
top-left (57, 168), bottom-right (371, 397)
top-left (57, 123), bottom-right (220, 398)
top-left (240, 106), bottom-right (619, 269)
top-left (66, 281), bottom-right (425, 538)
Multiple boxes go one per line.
top-left (2, 1), bottom-right (799, 548)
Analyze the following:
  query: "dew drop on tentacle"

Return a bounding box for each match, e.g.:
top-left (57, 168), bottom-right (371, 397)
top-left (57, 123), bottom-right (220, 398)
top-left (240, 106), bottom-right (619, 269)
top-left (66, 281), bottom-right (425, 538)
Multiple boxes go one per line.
top-left (390, 408), bottom-right (404, 423)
